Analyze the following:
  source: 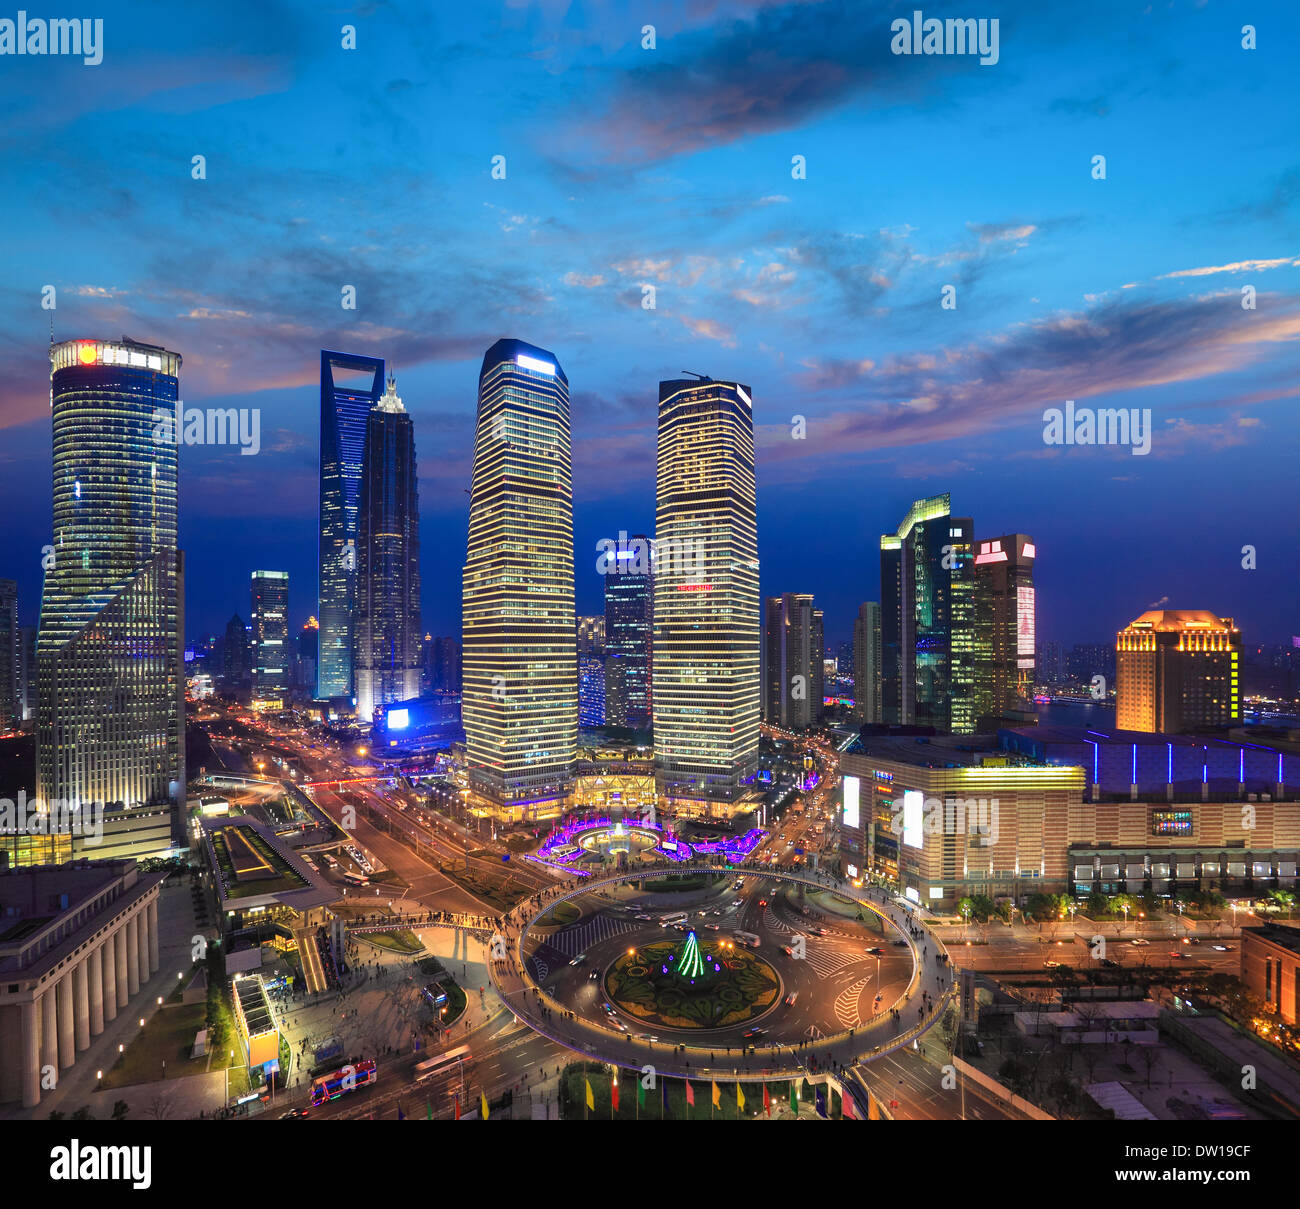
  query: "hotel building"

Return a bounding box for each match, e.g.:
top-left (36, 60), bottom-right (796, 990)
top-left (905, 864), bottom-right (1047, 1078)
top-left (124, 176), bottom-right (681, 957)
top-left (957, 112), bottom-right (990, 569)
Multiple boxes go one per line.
top-left (1116, 610), bottom-right (1242, 733)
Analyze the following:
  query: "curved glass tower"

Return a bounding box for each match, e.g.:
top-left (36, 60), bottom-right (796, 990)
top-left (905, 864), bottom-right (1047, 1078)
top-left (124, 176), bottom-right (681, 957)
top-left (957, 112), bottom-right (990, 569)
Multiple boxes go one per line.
top-left (37, 339), bottom-right (185, 839)
top-left (462, 339), bottom-right (576, 821)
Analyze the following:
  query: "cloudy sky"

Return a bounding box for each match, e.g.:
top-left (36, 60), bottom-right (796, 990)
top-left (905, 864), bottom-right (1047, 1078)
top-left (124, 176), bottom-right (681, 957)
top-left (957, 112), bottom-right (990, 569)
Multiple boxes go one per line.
top-left (2, 0), bottom-right (1297, 649)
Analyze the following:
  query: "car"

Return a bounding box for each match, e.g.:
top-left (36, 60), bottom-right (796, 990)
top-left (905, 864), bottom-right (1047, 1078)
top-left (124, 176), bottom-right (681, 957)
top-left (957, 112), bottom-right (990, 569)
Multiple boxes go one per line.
top-left (891, 939), bottom-right (908, 947)
top-left (570, 953), bottom-right (587, 966)
top-left (810, 927), bottom-right (830, 937)
top-left (758, 899), bottom-right (768, 908)
top-left (730, 899), bottom-right (743, 908)
top-left (1129, 938), bottom-right (1150, 946)
top-left (1168, 951), bottom-right (1183, 959)
top-left (865, 946), bottom-right (884, 956)
top-left (1100, 958), bottom-right (1118, 968)
top-left (742, 1027), bottom-right (767, 1039)
top-left (613, 1019), bottom-right (629, 1033)
top-left (784, 992), bottom-right (799, 1006)
top-left (635, 1033), bottom-right (659, 1043)
top-left (704, 924), bottom-right (720, 932)
top-left (1211, 944), bottom-right (1230, 952)
top-left (602, 1002), bottom-right (616, 1015)
top-left (782, 945), bottom-right (795, 957)
top-left (588, 969), bottom-right (601, 981)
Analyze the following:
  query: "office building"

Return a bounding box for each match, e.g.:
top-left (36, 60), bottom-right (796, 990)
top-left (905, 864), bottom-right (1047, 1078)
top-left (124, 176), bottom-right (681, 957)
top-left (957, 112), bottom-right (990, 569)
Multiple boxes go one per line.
top-left (576, 615), bottom-right (606, 655)
top-left (36, 339), bottom-right (185, 862)
top-left (422, 636), bottom-right (461, 694)
top-left (762, 593), bottom-right (823, 728)
top-left (1116, 610), bottom-right (1242, 733)
top-left (973, 533), bottom-right (1036, 728)
top-left (250, 572), bottom-right (289, 708)
top-left (1036, 641), bottom-right (1064, 686)
top-left (604, 548), bottom-right (653, 728)
top-left (1241, 926), bottom-right (1300, 1027)
top-left (296, 617), bottom-right (319, 691)
top-left (0, 580), bottom-right (18, 733)
top-left (853, 601), bottom-right (882, 724)
top-left (653, 376), bottom-right (759, 812)
top-left (221, 613), bottom-right (251, 695)
top-left (879, 493), bottom-right (974, 734)
top-left (318, 351), bottom-right (385, 701)
top-left (462, 339), bottom-right (576, 821)
top-left (578, 653), bottom-right (606, 727)
top-left (354, 375), bottom-right (422, 724)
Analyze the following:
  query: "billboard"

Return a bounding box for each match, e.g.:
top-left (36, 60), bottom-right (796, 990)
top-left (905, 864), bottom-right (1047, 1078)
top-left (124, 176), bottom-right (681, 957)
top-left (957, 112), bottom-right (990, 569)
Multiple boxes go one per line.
top-left (842, 775), bottom-right (860, 830)
top-left (902, 789), bottom-right (924, 850)
top-left (1017, 585), bottom-right (1035, 657)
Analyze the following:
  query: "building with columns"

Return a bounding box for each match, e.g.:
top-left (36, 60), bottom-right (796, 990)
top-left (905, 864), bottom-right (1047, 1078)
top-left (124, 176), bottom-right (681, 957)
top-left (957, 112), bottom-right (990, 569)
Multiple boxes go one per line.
top-left (0, 859), bottom-right (164, 1109)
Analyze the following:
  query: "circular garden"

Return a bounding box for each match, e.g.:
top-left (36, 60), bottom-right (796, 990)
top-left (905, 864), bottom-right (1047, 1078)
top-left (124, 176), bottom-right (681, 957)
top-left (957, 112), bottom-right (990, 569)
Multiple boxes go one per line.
top-left (604, 937), bottom-right (780, 1030)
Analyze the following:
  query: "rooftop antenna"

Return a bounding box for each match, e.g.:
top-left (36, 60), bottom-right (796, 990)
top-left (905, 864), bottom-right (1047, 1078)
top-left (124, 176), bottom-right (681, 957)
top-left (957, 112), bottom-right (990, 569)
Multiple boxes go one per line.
top-left (680, 370), bottom-right (709, 380)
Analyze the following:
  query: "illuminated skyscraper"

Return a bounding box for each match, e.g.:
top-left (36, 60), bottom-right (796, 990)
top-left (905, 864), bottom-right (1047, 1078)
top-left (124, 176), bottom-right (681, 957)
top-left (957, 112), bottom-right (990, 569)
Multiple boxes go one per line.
top-left (880, 494), bottom-right (974, 734)
top-left (0, 579), bottom-right (18, 732)
top-left (1116, 610), bottom-right (1242, 733)
top-left (250, 571), bottom-right (289, 708)
top-left (762, 593), bottom-right (823, 728)
top-left (973, 533), bottom-right (1036, 728)
top-left (318, 350), bottom-right (385, 701)
top-left (853, 601), bottom-right (882, 724)
top-left (355, 375), bottom-right (422, 723)
top-left (462, 339), bottom-right (576, 820)
top-left (36, 339), bottom-right (185, 854)
top-left (604, 542), bottom-right (653, 728)
top-left (653, 376), bottom-right (759, 811)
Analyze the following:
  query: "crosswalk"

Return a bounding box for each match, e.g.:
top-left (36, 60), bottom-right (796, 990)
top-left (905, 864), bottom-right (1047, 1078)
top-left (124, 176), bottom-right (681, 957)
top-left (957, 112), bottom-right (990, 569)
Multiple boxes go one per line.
top-left (549, 913), bottom-right (640, 956)
top-left (834, 975), bottom-right (872, 1029)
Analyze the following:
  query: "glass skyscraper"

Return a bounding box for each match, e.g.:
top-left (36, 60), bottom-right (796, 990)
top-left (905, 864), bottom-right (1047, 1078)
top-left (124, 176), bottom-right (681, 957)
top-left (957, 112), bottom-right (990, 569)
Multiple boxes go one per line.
top-left (355, 375), bottom-right (422, 724)
top-left (462, 339), bottom-right (576, 820)
top-left (973, 533), bottom-right (1036, 727)
top-left (853, 600), bottom-right (882, 724)
top-left (250, 570), bottom-right (289, 707)
top-left (880, 493), bottom-right (974, 734)
top-left (318, 350), bottom-right (385, 701)
top-left (653, 376), bottom-right (759, 812)
top-left (36, 339), bottom-right (186, 854)
top-left (762, 592), bottom-right (823, 729)
top-left (603, 542), bottom-right (652, 728)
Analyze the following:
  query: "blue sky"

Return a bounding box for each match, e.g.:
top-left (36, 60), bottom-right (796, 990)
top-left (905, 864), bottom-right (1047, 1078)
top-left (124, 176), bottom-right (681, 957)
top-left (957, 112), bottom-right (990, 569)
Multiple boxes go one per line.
top-left (2, 0), bottom-right (1297, 648)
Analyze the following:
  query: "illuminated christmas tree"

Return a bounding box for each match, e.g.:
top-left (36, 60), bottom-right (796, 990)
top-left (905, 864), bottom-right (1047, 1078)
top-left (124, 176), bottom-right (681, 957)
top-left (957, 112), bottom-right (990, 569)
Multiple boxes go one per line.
top-left (679, 930), bottom-right (706, 979)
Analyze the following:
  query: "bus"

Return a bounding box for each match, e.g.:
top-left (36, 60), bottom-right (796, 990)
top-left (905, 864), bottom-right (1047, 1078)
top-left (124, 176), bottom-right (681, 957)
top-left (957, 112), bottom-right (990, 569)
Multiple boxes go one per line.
top-left (414, 1045), bottom-right (471, 1082)
top-left (308, 1058), bottom-right (377, 1106)
top-left (342, 871), bottom-right (369, 887)
top-left (733, 931), bottom-right (761, 948)
top-left (321, 853), bottom-right (339, 870)
top-left (659, 912), bottom-right (689, 927)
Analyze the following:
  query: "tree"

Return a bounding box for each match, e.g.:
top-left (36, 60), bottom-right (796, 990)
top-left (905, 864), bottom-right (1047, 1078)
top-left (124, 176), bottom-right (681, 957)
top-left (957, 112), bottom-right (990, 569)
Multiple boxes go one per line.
top-left (70, 1106), bottom-right (93, 1121)
top-left (1025, 893), bottom-right (1056, 923)
top-left (1085, 889), bottom-right (1108, 917)
top-left (111, 1099), bottom-right (130, 1121)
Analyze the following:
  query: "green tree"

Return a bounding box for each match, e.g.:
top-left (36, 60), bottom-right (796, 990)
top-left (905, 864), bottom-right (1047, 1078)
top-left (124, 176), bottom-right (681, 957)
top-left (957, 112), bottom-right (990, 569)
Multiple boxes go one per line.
top-left (1086, 889), bottom-right (1108, 916)
top-left (111, 1099), bottom-right (130, 1121)
top-left (1025, 893), bottom-right (1055, 923)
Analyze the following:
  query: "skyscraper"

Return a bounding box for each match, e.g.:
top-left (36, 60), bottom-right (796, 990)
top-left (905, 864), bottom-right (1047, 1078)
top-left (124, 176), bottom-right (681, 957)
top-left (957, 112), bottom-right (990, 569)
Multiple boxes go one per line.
top-left (973, 533), bottom-right (1036, 727)
top-left (250, 571), bottom-right (289, 708)
top-left (37, 339), bottom-right (185, 849)
top-left (1116, 610), bottom-right (1242, 733)
top-left (462, 339), bottom-right (576, 820)
top-left (653, 376), bottom-right (759, 811)
top-left (879, 494), bottom-right (974, 734)
top-left (578, 653), bottom-right (606, 727)
top-left (762, 593), bottom-right (823, 729)
top-left (604, 542), bottom-right (653, 728)
top-left (221, 612), bottom-right (251, 695)
top-left (0, 579), bottom-right (19, 732)
top-left (853, 601), bottom-right (882, 724)
top-left (354, 375), bottom-right (422, 724)
top-left (318, 350), bottom-right (385, 702)
top-left (576, 615), bottom-right (606, 655)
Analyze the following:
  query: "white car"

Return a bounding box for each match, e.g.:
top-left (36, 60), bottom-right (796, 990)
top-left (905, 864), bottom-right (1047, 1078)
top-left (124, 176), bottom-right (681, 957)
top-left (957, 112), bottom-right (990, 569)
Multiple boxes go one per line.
top-left (1129, 938), bottom-right (1150, 947)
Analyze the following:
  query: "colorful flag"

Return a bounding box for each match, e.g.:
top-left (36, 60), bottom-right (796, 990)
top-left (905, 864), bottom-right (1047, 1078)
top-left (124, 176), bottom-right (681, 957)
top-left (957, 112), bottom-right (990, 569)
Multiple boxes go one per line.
top-left (426, 1098), bottom-right (432, 1121)
top-left (685, 1079), bottom-right (695, 1107)
top-left (637, 1079), bottom-right (646, 1109)
top-left (454, 1093), bottom-right (461, 1120)
top-left (737, 1082), bottom-right (746, 1112)
top-left (612, 1076), bottom-right (620, 1113)
top-left (842, 1091), bottom-right (857, 1120)
top-left (585, 1079), bottom-right (595, 1110)
top-left (790, 1081), bottom-right (798, 1115)
top-left (868, 1092), bottom-right (879, 1121)
top-left (662, 1079), bottom-right (669, 1117)
top-left (396, 1103), bottom-right (405, 1120)
top-left (815, 1085), bottom-right (828, 1119)
top-left (711, 1080), bottom-right (720, 1108)
top-left (763, 1083), bottom-right (771, 1117)
top-left (480, 1091), bottom-right (489, 1120)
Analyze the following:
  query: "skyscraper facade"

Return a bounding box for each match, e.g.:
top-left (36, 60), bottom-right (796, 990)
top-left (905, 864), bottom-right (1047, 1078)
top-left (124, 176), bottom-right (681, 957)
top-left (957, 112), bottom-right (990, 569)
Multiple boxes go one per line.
top-left (879, 494), bottom-right (974, 734)
top-left (250, 571), bottom-right (289, 708)
top-left (222, 612), bottom-right (251, 695)
top-left (853, 600), bottom-right (882, 724)
top-left (576, 615), bottom-right (606, 655)
top-left (0, 579), bottom-right (18, 732)
top-left (462, 339), bottom-right (576, 820)
top-left (578, 653), bottom-right (606, 727)
top-left (354, 375), bottom-right (422, 724)
top-left (1116, 610), bottom-right (1242, 733)
top-left (762, 593), bottom-right (823, 728)
top-left (653, 376), bottom-right (759, 811)
top-left (37, 339), bottom-right (185, 850)
top-left (604, 546), bottom-right (653, 729)
top-left (973, 533), bottom-right (1036, 727)
top-left (318, 351), bottom-right (385, 702)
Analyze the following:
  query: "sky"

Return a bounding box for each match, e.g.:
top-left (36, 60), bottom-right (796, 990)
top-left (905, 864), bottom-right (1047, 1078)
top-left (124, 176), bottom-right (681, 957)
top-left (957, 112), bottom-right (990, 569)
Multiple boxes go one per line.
top-left (2, 0), bottom-right (1297, 650)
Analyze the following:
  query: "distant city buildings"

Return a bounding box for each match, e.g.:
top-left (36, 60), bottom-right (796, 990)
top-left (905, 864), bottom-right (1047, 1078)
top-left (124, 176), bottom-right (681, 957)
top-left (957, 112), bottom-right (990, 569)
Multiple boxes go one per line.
top-left (0, 579), bottom-right (18, 733)
top-left (1036, 640), bottom-right (1064, 686)
top-left (652, 375), bottom-right (759, 814)
top-left (973, 533), bottom-right (1036, 728)
top-left (1116, 610), bottom-right (1242, 733)
top-left (296, 617), bottom-right (319, 692)
top-left (462, 339), bottom-right (577, 821)
top-left (604, 545), bottom-right (653, 728)
top-left (1066, 643), bottom-right (1115, 688)
top-left (880, 494), bottom-right (975, 734)
top-left (35, 339), bottom-right (185, 863)
top-left (317, 351), bottom-right (385, 702)
top-left (354, 375), bottom-right (422, 723)
top-left (250, 571), bottom-right (289, 709)
top-left (762, 592), bottom-right (823, 729)
top-left (421, 635), bottom-right (461, 694)
top-left (222, 612), bottom-right (251, 696)
top-left (853, 601), bottom-right (882, 724)
top-left (576, 615), bottom-right (606, 654)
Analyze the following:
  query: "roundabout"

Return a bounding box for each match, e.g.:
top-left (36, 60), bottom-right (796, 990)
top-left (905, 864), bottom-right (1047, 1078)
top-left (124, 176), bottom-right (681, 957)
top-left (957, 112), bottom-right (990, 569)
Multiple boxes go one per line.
top-left (488, 865), bottom-right (957, 1082)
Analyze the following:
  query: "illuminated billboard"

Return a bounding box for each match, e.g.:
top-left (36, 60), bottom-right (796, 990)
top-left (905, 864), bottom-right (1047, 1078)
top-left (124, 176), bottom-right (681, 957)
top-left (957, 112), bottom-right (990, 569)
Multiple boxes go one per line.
top-left (387, 708), bottom-right (410, 731)
top-left (902, 789), bottom-right (924, 851)
top-left (1017, 586), bottom-right (1035, 657)
top-left (842, 775), bottom-right (860, 829)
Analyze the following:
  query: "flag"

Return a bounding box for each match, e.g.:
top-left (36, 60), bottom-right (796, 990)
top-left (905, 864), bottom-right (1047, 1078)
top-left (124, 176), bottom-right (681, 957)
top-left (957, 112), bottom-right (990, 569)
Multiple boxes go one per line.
top-left (685, 1079), bottom-right (695, 1107)
top-left (454, 1093), bottom-right (461, 1121)
top-left (868, 1092), bottom-right (879, 1121)
top-left (790, 1081), bottom-right (798, 1115)
top-left (585, 1079), bottom-right (595, 1111)
top-left (396, 1103), bottom-right (405, 1120)
top-left (842, 1091), bottom-right (856, 1120)
top-left (815, 1085), bottom-right (828, 1119)
top-left (637, 1079), bottom-right (646, 1109)
top-left (612, 1076), bottom-right (620, 1113)
top-left (763, 1083), bottom-right (771, 1117)
top-left (480, 1091), bottom-right (489, 1120)
top-left (737, 1082), bottom-right (745, 1112)
top-left (426, 1098), bottom-right (432, 1121)
top-left (711, 1080), bottom-right (720, 1108)
top-left (662, 1079), bottom-right (669, 1118)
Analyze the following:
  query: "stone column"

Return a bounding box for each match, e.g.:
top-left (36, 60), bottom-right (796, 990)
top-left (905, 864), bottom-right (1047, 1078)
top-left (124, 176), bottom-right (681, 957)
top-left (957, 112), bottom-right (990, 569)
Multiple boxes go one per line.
top-left (74, 960), bottom-right (91, 1051)
top-left (21, 1000), bottom-right (41, 1110)
top-left (115, 927), bottom-right (129, 1009)
top-left (126, 915), bottom-right (140, 996)
top-left (41, 986), bottom-right (58, 1076)
top-left (89, 947), bottom-right (105, 1036)
top-left (103, 938), bottom-right (119, 1021)
top-left (137, 907), bottom-right (151, 986)
top-left (57, 973), bottom-right (75, 1069)
top-left (148, 899), bottom-right (160, 973)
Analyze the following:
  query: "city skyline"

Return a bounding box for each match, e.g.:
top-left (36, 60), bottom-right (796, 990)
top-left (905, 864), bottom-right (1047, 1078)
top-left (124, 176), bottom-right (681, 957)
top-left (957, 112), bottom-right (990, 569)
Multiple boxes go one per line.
top-left (1, 3), bottom-right (1298, 651)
